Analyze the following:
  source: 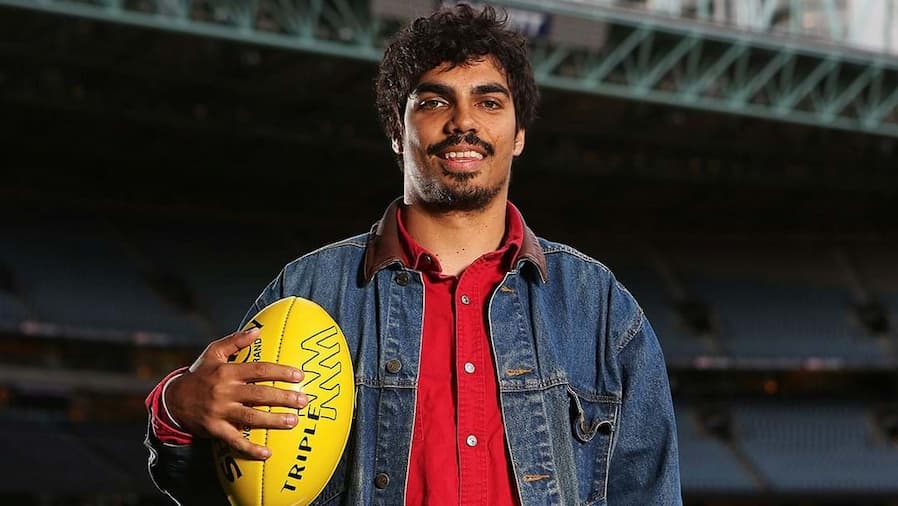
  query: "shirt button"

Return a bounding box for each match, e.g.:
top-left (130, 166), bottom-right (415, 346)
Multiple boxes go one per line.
top-left (460, 295), bottom-right (471, 305)
top-left (374, 472), bottom-right (390, 489)
top-left (466, 434), bottom-right (478, 447)
top-left (385, 359), bottom-right (402, 374)
top-left (464, 362), bottom-right (475, 374)
top-left (395, 272), bottom-right (409, 286)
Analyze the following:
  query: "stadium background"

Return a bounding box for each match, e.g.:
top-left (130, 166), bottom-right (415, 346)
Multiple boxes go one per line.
top-left (1, 0), bottom-right (898, 504)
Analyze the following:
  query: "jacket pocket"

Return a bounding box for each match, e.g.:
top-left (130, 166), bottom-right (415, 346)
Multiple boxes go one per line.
top-left (566, 386), bottom-right (619, 504)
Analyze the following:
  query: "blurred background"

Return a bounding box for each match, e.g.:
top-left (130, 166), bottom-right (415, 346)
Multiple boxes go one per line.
top-left (1, 0), bottom-right (898, 504)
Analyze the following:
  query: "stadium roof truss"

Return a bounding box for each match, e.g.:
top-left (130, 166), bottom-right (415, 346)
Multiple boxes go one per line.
top-left (5, 0), bottom-right (898, 138)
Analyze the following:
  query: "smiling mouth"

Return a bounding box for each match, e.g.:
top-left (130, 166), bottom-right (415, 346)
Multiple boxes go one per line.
top-left (441, 150), bottom-right (484, 160)
top-left (427, 132), bottom-right (495, 160)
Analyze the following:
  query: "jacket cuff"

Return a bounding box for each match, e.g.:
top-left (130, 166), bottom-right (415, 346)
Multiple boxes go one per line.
top-left (146, 366), bottom-right (194, 446)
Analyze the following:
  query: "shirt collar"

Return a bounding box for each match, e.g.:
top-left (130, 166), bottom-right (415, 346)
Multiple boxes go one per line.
top-left (363, 198), bottom-right (547, 284)
top-left (395, 201), bottom-right (523, 274)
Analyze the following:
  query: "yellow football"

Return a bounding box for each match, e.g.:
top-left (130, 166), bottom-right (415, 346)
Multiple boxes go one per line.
top-left (212, 296), bottom-right (355, 506)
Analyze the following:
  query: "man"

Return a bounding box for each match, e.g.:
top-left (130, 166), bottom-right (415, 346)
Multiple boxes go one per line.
top-left (144, 4), bottom-right (681, 505)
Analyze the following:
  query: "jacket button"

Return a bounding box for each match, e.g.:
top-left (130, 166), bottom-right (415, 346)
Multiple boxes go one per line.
top-left (395, 272), bottom-right (410, 286)
top-left (385, 359), bottom-right (402, 373)
top-left (374, 472), bottom-right (390, 489)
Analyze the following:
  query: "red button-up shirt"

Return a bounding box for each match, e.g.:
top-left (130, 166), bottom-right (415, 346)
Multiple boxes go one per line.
top-left (398, 204), bottom-right (522, 506)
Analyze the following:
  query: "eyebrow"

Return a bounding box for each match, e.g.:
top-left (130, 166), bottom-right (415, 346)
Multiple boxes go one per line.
top-left (412, 81), bottom-right (511, 99)
top-left (472, 83), bottom-right (511, 97)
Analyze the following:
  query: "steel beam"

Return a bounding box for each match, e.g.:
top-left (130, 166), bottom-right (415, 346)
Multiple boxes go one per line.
top-left (3, 0), bottom-right (898, 138)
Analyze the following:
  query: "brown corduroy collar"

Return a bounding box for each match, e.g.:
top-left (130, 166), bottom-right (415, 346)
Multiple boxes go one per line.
top-left (362, 198), bottom-right (548, 284)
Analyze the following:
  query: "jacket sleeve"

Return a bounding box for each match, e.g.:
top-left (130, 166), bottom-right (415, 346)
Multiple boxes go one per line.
top-left (606, 312), bottom-right (682, 505)
top-left (145, 422), bottom-right (230, 505)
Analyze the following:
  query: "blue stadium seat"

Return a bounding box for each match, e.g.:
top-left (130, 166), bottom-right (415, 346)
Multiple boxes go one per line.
top-left (0, 411), bottom-right (134, 494)
top-left (885, 291), bottom-right (898, 337)
top-left (731, 401), bottom-right (898, 493)
top-left (675, 405), bottom-right (758, 493)
top-left (0, 289), bottom-right (29, 332)
top-left (67, 421), bottom-right (158, 494)
top-left (688, 277), bottom-right (889, 364)
top-left (614, 268), bottom-right (715, 362)
top-left (127, 220), bottom-right (296, 338)
top-left (0, 217), bottom-right (206, 343)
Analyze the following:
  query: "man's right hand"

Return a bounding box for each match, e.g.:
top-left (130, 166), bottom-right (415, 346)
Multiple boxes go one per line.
top-left (164, 327), bottom-right (307, 460)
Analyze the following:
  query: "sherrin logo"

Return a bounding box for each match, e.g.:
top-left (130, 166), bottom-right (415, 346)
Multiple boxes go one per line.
top-left (212, 297), bottom-right (355, 506)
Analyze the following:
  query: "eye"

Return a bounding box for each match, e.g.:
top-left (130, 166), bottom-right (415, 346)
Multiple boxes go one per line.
top-left (480, 99), bottom-right (502, 110)
top-left (418, 98), bottom-right (447, 110)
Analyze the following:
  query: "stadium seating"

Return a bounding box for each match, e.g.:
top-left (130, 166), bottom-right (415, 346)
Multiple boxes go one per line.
top-left (0, 410), bottom-right (142, 494)
top-left (731, 401), bottom-right (898, 493)
top-left (67, 420), bottom-right (158, 494)
top-left (123, 219), bottom-right (296, 337)
top-left (0, 216), bottom-right (207, 344)
top-left (886, 292), bottom-right (898, 338)
top-left (675, 406), bottom-right (758, 493)
top-left (2, 208), bottom-right (891, 365)
top-left (688, 277), bottom-right (890, 364)
top-left (613, 267), bottom-right (716, 362)
top-left (0, 289), bottom-right (29, 332)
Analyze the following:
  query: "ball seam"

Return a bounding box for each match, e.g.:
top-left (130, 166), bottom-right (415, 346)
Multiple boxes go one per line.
top-left (263, 296), bottom-right (297, 506)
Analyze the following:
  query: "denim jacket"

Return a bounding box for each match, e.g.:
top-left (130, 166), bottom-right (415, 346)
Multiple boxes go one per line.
top-left (145, 200), bottom-right (681, 505)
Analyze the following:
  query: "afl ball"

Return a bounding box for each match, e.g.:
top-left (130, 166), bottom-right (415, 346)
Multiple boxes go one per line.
top-left (212, 296), bottom-right (354, 506)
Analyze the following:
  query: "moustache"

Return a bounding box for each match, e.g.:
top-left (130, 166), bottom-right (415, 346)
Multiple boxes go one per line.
top-left (426, 132), bottom-right (495, 158)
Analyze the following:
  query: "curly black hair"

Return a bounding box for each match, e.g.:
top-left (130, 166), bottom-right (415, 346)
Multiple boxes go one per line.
top-left (375, 3), bottom-right (539, 148)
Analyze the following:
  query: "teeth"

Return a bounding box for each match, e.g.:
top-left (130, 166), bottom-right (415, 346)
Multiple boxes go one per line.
top-left (444, 151), bottom-right (484, 160)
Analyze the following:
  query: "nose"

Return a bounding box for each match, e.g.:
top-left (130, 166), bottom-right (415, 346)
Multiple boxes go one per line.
top-left (445, 102), bottom-right (477, 134)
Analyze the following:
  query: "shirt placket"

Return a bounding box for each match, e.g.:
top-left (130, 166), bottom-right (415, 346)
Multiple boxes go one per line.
top-left (456, 261), bottom-right (488, 505)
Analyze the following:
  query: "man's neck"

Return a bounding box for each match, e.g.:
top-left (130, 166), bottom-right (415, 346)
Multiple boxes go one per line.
top-left (402, 197), bottom-right (508, 277)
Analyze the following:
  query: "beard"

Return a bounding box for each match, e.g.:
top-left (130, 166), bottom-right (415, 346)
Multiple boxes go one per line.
top-left (413, 167), bottom-right (506, 213)
top-left (409, 131), bottom-right (506, 213)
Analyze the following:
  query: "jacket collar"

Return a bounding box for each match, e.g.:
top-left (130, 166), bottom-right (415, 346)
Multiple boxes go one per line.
top-left (363, 198), bottom-right (548, 284)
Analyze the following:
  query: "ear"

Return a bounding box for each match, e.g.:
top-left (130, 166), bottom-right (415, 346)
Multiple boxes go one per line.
top-left (512, 128), bottom-right (526, 157)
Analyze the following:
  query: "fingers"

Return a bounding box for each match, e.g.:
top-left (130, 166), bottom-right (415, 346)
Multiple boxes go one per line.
top-left (238, 384), bottom-right (308, 410)
top-left (209, 327), bottom-right (262, 362)
top-left (238, 362), bottom-right (304, 384)
top-left (200, 331), bottom-right (304, 384)
top-left (212, 422), bottom-right (272, 461)
top-left (229, 405), bottom-right (299, 433)
top-left (212, 403), bottom-right (306, 461)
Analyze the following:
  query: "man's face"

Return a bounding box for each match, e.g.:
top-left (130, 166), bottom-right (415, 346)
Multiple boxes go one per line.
top-left (395, 56), bottom-right (525, 212)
